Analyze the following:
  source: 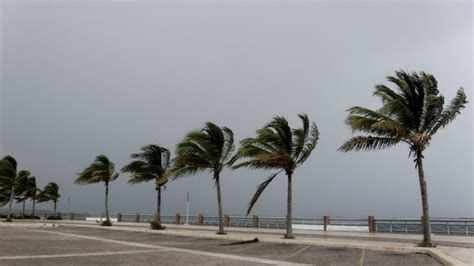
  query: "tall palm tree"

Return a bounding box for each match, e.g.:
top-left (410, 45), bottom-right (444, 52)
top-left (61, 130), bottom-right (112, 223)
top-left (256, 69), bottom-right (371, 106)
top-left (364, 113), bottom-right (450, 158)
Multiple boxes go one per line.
top-left (0, 156), bottom-right (21, 220)
top-left (37, 182), bottom-right (61, 216)
top-left (75, 155), bottom-right (119, 222)
top-left (233, 114), bottom-right (319, 239)
top-left (172, 122), bottom-right (235, 234)
top-left (339, 71), bottom-right (468, 246)
top-left (122, 144), bottom-right (171, 222)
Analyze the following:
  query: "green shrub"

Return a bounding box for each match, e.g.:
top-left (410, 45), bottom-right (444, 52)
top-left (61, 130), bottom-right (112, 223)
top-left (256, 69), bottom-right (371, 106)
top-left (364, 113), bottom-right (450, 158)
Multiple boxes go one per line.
top-left (417, 241), bottom-right (436, 248)
top-left (101, 219), bottom-right (113, 226)
top-left (150, 220), bottom-right (165, 230)
top-left (3, 217), bottom-right (12, 222)
top-left (47, 215), bottom-right (62, 220)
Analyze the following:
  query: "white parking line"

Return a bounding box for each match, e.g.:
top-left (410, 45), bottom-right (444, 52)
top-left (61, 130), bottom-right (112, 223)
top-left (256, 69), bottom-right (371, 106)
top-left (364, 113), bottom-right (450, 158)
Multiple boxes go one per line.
top-left (287, 245), bottom-right (311, 259)
top-left (30, 229), bottom-right (309, 265)
top-left (0, 250), bottom-right (166, 260)
top-left (359, 249), bottom-right (366, 266)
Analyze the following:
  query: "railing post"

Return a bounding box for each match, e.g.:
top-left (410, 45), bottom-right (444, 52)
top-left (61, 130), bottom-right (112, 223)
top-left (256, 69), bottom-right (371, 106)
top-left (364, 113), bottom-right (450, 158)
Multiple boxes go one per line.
top-left (253, 215), bottom-right (259, 228)
top-left (224, 215), bottom-right (230, 227)
top-left (69, 212), bottom-right (75, 220)
top-left (198, 214), bottom-right (204, 225)
top-left (101, 212), bottom-right (105, 221)
top-left (176, 214), bottom-right (181, 225)
top-left (117, 213), bottom-right (122, 222)
top-left (135, 213), bottom-right (140, 223)
top-left (85, 212), bottom-right (89, 220)
top-left (323, 216), bottom-right (330, 231)
top-left (368, 216), bottom-right (375, 233)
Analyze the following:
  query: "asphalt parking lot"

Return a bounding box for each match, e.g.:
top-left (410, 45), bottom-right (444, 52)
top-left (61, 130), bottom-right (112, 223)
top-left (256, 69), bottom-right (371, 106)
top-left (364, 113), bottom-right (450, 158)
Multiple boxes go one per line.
top-left (0, 226), bottom-right (442, 265)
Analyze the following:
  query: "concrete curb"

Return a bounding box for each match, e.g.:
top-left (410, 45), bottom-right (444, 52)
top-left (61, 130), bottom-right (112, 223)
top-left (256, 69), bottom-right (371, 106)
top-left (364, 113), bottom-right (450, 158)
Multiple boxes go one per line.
top-left (0, 222), bottom-right (466, 265)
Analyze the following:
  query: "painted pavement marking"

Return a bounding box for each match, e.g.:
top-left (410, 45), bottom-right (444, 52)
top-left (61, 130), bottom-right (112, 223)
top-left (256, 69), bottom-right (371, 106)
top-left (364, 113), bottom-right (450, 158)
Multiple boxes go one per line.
top-left (29, 229), bottom-right (309, 265)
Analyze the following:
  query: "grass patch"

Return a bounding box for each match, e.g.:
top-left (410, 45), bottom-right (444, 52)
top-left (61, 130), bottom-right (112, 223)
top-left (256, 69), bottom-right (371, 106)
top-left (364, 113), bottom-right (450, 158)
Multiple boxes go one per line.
top-left (47, 215), bottom-right (63, 220)
top-left (101, 219), bottom-right (113, 226)
top-left (3, 217), bottom-right (12, 223)
top-left (150, 220), bottom-right (165, 230)
top-left (283, 234), bottom-right (295, 239)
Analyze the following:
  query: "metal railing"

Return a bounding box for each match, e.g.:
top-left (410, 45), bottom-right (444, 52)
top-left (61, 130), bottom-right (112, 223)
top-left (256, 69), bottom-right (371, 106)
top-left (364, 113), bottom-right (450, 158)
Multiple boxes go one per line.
top-left (1, 209), bottom-right (472, 236)
top-left (375, 218), bottom-right (473, 236)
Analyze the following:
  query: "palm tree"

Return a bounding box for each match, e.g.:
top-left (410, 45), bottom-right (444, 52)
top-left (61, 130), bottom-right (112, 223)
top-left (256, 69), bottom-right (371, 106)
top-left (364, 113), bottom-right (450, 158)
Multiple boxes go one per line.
top-left (37, 182), bottom-right (61, 216)
top-left (14, 171), bottom-right (34, 218)
top-left (75, 155), bottom-right (119, 222)
top-left (172, 122), bottom-right (235, 234)
top-left (27, 177), bottom-right (39, 217)
top-left (122, 144), bottom-right (171, 222)
top-left (339, 71), bottom-right (468, 246)
top-left (233, 114), bottom-right (319, 239)
top-left (0, 156), bottom-right (21, 220)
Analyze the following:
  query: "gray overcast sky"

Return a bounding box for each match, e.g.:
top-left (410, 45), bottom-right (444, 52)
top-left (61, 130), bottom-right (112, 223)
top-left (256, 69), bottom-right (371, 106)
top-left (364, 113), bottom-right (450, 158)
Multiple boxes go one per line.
top-left (1, 0), bottom-right (472, 218)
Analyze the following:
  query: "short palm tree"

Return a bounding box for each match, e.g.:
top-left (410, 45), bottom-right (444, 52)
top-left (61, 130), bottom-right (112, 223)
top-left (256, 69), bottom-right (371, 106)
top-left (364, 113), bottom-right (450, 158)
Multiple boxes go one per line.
top-left (0, 156), bottom-right (22, 220)
top-left (27, 177), bottom-right (39, 217)
top-left (14, 172), bottom-right (35, 218)
top-left (37, 182), bottom-right (61, 216)
top-left (75, 155), bottom-right (119, 222)
top-left (172, 122), bottom-right (235, 234)
top-left (233, 114), bottom-right (319, 239)
top-left (122, 144), bottom-right (171, 222)
top-left (339, 71), bottom-right (468, 246)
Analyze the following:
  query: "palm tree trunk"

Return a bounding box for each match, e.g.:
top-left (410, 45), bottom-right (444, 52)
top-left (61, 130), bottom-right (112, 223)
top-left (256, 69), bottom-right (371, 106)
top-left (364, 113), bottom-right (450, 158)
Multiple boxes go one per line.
top-left (22, 200), bottom-right (26, 218)
top-left (416, 150), bottom-right (432, 244)
top-left (53, 200), bottom-right (57, 216)
top-left (285, 171), bottom-right (294, 239)
top-left (32, 198), bottom-right (36, 217)
top-left (215, 172), bottom-right (225, 234)
top-left (7, 186), bottom-right (15, 220)
top-left (105, 182), bottom-right (109, 221)
top-left (156, 185), bottom-right (162, 222)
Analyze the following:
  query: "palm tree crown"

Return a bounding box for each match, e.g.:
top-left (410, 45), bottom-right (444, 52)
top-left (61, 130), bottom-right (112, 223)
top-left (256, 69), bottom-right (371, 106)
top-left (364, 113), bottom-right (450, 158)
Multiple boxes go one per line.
top-left (172, 122), bottom-right (235, 234)
top-left (339, 71), bottom-right (467, 153)
top-left (37, 182), bottom-right (61, 215)
top-left (339, 70), bottom-right (468, 246)
top-left (122, 144), bottom-right (171, 220)
top-left (75, 155), bottom-right (119, 185)
top-left (233, 114), bottom-right (319, 238)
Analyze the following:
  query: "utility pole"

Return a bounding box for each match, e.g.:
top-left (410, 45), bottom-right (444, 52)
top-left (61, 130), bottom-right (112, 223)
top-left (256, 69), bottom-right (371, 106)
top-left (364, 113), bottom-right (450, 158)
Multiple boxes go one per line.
top-left (185, 193), bottom-right (190, 225)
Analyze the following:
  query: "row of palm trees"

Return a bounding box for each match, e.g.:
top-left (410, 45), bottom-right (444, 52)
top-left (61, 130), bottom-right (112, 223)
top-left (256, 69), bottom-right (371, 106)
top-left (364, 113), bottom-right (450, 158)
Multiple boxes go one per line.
top-left (2, 71), bottom-right (468, 247)
top-left (0, 156), bottom-right (61, 220)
